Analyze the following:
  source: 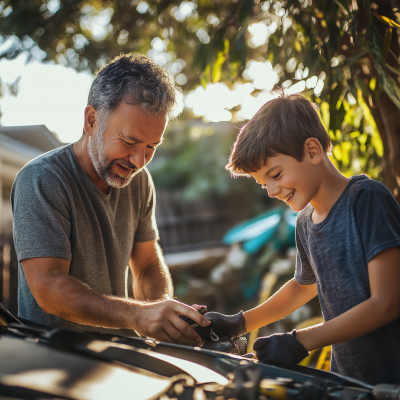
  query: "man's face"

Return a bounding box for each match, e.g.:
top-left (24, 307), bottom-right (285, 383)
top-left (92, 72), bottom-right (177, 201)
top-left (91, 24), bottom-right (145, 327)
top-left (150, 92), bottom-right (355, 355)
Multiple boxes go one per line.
top-left (88, 101), bottom-right (167, 188)
top-left (250, 152), bottom-right (321, 212)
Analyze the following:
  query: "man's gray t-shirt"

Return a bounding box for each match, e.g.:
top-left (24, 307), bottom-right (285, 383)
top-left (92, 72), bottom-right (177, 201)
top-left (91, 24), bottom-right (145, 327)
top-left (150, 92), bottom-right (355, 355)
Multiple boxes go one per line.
top-left (295, 175), bottom-right (400, 384)
top-left (11, 144), bottom-right (158, 335)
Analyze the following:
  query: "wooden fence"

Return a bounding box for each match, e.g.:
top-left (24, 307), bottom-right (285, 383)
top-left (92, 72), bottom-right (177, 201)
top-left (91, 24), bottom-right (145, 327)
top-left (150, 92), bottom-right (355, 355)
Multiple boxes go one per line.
top-left (156, 190), bottom-right (236, 253)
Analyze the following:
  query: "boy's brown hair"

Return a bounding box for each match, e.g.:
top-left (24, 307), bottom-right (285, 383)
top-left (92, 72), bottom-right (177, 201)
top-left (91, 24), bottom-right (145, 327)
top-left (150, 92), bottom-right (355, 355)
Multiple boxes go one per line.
top-left (226, 89), bottom-right (332, 177)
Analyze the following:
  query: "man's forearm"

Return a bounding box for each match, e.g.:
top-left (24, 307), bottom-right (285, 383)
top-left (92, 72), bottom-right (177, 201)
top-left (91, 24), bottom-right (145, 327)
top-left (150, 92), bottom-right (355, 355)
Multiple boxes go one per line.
top-left (244, 279), bottom-right (318, 332)
top-left (296, 296), bottom-right (400, 351)
top-left (40, 273), bottom-right (143, 329)
top-left (132, 260), bottom-right (173, 301)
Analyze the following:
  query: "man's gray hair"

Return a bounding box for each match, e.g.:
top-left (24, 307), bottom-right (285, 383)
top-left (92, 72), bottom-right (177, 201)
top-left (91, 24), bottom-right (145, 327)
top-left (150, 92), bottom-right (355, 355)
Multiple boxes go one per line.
top-left (87, 53), bottom-right (182, 133)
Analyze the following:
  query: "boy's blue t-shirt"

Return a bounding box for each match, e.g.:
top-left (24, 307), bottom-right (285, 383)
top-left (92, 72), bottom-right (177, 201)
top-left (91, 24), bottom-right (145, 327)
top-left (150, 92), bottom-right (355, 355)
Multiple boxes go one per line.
top-left (295, 175), bottom-right (400, 385)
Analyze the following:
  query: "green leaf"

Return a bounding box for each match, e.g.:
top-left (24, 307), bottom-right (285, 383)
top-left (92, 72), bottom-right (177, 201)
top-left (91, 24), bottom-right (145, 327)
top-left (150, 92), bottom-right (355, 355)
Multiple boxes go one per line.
top-left (369, 77), bottom-right (377, 90)
top-left (362, 0), bottom-right (372, 25)
top-left (294, 39), bottom-right (301, 52)
top-left (336, 90), bottom-right (346, 111)
top-left (386, 63), bottom-right (400, 76)
top-left (357, 88), bottom-right (383, 157)
top-left (238, 0), bottom-right (254, 24)
top-left (383, 27), bottom-right (392, 59)
top-left (373, 58), bottom-right (400, 109)
top-left (333, 0), bottom-right (349, 15)
top-left (357, 77), bottom-right (370, 99)
top-left (230, 26), bottom-right (248, 76)
top-left (364, 25), bottom-right (400, 107)
top-left (341, 141), bottom-right (352, 166)
top-left (389, 50), bottom-right (400, 66)
top-left (373, 13), bottom-right (400, 28)
top-left (389, 76), bottom-right (400, 100)
top-left (201, 63), bottom-right (211, 88)
top-left (201, 74), bottom-right (207, 89)
top-left (329, 79), bottom-right (344, 130)
top-left (333, 144), bottom-right (342, 161)
top-left (358, 133), bottom-right (368, 144)
top-left (365, 26), bottom-right (385, 65)
top-left (212, 39), bottom-right (229, 83)
top-left (320, 101), bottom-right (330, 130)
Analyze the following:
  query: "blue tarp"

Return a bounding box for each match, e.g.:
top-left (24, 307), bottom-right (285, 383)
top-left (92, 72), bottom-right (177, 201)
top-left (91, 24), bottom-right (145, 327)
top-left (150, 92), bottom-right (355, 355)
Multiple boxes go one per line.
top-left (223, 206), bottom-right (297, 254)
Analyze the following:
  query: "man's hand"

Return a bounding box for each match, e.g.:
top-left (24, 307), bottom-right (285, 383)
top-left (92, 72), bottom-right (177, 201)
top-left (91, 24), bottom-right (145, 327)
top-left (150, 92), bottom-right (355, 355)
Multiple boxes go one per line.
top-left (134, 300), bottom-right (210, 345)
top-left (253, 330), bottom-right (309, 368)
top-left (195, 311), bottom-right (247, 338)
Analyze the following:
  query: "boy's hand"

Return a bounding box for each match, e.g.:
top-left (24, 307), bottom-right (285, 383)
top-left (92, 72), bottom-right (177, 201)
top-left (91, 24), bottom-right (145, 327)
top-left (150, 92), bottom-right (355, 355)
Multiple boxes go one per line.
top-left (195, 311), bottom-right (247, 338)
top-left (253, 330), bottom-right (309, 368)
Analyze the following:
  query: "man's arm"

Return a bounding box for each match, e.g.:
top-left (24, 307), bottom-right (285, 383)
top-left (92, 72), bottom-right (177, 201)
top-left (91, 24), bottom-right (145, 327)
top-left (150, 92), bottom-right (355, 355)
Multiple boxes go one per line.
top-left (129, 240), bottom-right (172, 301)
top-left (244, 278), bottom-right (318, 332)
top-left (21, 257), bottom-right (209, 345)
top-left (296, 246), bottom-right (400, 350)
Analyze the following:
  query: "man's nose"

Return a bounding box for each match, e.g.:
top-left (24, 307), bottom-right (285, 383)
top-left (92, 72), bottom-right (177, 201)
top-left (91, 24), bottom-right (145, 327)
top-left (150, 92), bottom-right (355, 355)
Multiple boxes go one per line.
top-left (128, 147), bottom-right (146, 169)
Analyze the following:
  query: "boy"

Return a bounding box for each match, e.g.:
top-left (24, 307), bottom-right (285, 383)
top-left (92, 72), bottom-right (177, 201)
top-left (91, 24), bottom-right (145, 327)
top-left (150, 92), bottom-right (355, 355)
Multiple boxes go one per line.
top-left (203, 91), bottom-right (400, 384)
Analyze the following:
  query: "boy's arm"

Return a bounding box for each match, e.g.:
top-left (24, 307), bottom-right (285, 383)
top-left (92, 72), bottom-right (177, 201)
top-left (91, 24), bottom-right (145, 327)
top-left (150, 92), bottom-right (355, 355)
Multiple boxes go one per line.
top-left (245, 278), bottom-right (318, 331)
top-left (201, 278), bottom-right (317, 339)
top-left (296, 246), bottom-right (400, 351)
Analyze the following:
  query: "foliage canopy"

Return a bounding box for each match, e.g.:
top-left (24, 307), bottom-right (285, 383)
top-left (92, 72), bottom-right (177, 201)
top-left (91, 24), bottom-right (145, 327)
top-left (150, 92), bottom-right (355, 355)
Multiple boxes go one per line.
top-left (0, 0), bottom-right (399, 193)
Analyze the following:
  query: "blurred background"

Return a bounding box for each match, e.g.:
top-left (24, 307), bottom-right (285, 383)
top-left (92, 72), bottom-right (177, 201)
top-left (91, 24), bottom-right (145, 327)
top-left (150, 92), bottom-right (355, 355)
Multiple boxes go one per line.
top-left (0, 0), bottom-right (399, 363)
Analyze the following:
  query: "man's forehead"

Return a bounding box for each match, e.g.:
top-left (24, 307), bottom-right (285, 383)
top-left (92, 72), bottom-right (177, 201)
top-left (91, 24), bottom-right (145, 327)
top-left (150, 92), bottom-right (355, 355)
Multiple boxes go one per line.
top-left (110, 101), bottom-right (168, 125)
top-left (108, 103), bottom-right (167, 141)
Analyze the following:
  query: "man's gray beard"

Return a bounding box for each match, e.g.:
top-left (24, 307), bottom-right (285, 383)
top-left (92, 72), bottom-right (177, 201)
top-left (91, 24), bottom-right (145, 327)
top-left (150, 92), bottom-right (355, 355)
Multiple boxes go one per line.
top-left (88, 127), bottom-right (140, 188)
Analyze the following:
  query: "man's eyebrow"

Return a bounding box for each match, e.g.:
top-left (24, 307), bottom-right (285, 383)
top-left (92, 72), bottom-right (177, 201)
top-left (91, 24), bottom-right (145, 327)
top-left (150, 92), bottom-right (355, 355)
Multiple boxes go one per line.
top-left (123, 134), bottom-right (164, 145)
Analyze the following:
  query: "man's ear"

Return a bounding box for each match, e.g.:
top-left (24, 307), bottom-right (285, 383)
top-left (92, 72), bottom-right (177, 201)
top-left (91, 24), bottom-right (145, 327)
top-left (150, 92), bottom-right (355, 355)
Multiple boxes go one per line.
top-left (304, 137), bottom-right (323, 165)
top-left (83, 105), bottom-right (97, 137)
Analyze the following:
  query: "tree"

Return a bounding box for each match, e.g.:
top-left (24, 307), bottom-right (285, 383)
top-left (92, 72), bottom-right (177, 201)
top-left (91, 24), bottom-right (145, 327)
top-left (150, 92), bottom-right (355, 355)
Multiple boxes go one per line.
top-left (0, 0), bottom-right (399, 198)
top-left (193, 0), bottom-right (400, 198)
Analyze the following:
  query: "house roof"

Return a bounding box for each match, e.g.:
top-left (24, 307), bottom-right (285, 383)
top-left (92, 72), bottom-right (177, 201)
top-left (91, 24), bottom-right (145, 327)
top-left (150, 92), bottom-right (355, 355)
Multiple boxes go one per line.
top-left (0, 132), bottom-right (43, 163)
top-left (0, 125), bottom-right (64, 152)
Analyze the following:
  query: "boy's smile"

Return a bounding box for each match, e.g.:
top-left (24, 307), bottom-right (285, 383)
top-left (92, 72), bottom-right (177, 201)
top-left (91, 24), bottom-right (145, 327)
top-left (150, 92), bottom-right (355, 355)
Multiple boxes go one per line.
top-left (250, 151), bottom-right (321, 212)
top-left (282, 190), bottom-right (296, 204)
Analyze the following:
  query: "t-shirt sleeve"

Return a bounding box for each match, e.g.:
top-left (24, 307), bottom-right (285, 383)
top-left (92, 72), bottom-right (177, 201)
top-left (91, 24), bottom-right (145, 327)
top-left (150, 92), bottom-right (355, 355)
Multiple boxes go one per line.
top-left (355, 182), bottom-right (400, 263)
top-left (294, 216), bottom-right (317, 285)
top-left (11, 163), bottom-right (72, 262)
top-left (134, 168), bottom-right (159, 242)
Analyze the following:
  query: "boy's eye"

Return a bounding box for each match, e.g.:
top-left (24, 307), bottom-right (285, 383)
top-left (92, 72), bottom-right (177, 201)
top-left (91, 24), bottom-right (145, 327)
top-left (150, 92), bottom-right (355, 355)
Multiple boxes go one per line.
top-left (273, 171), bottom-right (281, 179)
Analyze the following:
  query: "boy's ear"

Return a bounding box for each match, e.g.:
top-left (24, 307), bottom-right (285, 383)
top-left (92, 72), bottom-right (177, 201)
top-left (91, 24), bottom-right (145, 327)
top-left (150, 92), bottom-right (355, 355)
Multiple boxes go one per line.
top-left (304, 137), bottom-right (323, 165)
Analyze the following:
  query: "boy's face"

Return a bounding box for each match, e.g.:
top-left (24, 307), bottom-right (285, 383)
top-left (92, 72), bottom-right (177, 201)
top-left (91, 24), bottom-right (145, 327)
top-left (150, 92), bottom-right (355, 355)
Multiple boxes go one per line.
top-left (250, 152), bottom-right (321, 212)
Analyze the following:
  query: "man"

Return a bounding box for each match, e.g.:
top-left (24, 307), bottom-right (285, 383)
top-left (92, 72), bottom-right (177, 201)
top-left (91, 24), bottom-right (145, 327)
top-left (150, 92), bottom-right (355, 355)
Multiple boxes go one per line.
top-left (11, 54), bottom-right (209, 345)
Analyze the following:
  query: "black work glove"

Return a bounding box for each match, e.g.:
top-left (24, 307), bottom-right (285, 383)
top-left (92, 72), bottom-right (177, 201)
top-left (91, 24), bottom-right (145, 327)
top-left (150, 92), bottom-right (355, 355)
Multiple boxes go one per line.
top-left (253, 330), bottom-right (309, 368)
top-left (195, 311), bottom-right (246, 339)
